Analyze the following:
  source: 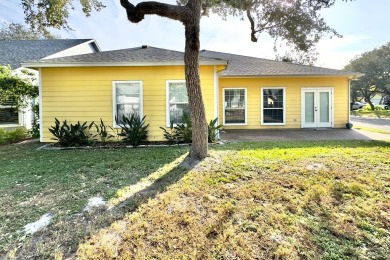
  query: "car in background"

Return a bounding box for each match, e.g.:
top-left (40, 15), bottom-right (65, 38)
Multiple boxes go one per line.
top-left (351, 101), bottom-right (366, 110)
top-left (383, 100), bottom-right (390, 110)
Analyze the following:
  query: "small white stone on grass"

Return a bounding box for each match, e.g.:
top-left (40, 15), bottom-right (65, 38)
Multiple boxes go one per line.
top-left (24, 213), bottom-right (53, 235)
top-left (83, 197), bottom-right (106, 212)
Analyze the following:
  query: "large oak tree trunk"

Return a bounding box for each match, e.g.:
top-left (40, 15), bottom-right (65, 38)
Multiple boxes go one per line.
top-left (120, 0), bottom-right (208, 159)
top-left (184, 0), bottom-right (208, 159)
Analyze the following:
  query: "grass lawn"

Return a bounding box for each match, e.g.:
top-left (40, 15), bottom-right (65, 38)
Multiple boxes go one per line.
top-left (351, 109), bottom-right (390, 119)
top-left (1, 140), bottom-right (390, 259)
top-left (353, 126), bottom-right (390, 135)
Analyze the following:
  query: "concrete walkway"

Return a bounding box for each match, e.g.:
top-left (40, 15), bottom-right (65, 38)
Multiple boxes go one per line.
top-left (220, 128), bottom-right (390, 142)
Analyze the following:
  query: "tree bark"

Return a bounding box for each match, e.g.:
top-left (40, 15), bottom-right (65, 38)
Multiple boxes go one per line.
top-left (184, 0), bottom-right (208, 159)
top-left (120, 0), bottom-right (208, 159)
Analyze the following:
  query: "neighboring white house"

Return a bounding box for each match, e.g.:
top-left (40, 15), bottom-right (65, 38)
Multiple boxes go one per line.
top-left (0, 39), bottom-right (100, 128)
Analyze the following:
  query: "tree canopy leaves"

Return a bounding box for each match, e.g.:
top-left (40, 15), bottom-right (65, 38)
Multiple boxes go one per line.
top-left (21, 0), bottom-right (346, 63)
top-left (345, 42), bottom-right (390, 108)
top-left (0, 22), bottom-right (59, 40)
top-left (21, 0), bottom-right (105, 33)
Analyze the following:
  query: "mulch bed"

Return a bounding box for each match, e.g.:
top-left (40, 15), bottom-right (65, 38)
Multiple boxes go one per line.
top-left (37, 141), bottom-right (193, 150)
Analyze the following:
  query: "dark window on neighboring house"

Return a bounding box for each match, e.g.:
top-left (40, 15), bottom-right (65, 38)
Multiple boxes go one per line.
top-left (0, 98), bottom-right (18, 124)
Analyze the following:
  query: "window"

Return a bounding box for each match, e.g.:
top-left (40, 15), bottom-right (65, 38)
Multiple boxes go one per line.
top-left (113, 81), bottom-right (142, 126)
top-left (0, 98), bottom-right (18, 124)
top-left (261, 87), bottom-right (285, 125)
top-left (166, 81), bottom-right (190, 126)
top-left (223, 88), bottom-right (246, 124)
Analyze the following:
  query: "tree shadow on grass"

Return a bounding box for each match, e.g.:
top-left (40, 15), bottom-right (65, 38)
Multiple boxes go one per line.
top-left (13, 154), bottom-right (200, 259)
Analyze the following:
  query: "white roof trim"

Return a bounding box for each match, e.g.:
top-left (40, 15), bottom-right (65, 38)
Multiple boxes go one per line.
top-left (22, 60), bottom-right (228, 68)
top-left (42, 39), bottom-right (101, 60)
top-left (219, 73), bottom-right (364, 79)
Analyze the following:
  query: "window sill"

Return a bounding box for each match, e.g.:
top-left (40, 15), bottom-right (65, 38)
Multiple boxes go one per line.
top-left (261, 123), bottom-right (286, 126)
top-left (223, 123), bottom-right (247, 126)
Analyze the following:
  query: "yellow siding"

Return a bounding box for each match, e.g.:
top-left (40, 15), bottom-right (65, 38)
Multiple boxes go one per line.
top-left (41, 65), bottom-right (350, 143)
top-left (41, 66), bottom-right (216, 142)
top-left (219, 77), bottom-right (349, 129)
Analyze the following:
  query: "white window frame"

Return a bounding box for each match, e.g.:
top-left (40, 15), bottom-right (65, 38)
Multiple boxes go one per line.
top-left (261, 87), bottom-right (286, 126)
top-left (223, 88), bottom-right (247, 126)
top-left (112, 80), bottom-right (143, 128)
top-left (166, 80), bottom-right (188, 127)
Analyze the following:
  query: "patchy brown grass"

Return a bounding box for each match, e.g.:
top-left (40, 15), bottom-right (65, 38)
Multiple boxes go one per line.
top-left (78, 141), bottom-right (390, 259)
top-left (0, 142), bottom-right (189, 259)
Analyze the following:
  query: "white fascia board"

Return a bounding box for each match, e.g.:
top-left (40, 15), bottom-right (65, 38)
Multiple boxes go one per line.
top-left (43, 40), bottom-right (98, 60)
top-left (22, 60), bottom-right (227, 68)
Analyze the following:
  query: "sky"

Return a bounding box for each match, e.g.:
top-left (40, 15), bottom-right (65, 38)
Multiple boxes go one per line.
top-left (0, 0), bottom-right (389, 69)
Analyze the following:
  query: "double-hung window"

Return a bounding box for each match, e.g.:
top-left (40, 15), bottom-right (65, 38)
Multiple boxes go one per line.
top-left (261, 87), bottom-right (285, 125)
top-left (223, 88), bottom-right (247, 125)
top-left (113, 81), bottom-right (143, 126)
top-left (166, 81), bottom-right (190, 126)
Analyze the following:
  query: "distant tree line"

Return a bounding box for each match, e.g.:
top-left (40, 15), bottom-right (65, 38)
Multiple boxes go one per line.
top-left (345, 42), bottom-right (390, 110)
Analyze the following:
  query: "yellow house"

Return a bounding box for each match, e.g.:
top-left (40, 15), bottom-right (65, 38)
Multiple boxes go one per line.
top-left (23, 45), bottom-right (362, 142)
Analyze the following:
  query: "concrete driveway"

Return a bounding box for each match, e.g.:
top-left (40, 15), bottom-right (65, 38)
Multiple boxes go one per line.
top-left (350, 116), bottom-right (390, 131)
top-left (220, 128), bottom-right (390, 142)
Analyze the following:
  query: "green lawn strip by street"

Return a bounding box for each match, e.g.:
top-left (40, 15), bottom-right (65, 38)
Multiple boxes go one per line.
top-left (353, 125), bottom-right (390, 135)
top-left (2, 140), bottom-right (390, 259)
top-left (351, 109), bottom-right (390, 119)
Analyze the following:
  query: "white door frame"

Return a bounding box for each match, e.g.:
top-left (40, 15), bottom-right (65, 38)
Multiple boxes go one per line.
top-left (301, 88), bottom-right (334, 128)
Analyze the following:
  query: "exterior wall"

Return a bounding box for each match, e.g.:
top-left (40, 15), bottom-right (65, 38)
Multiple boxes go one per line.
top-left (40, 66), bottom-right (216, 142)
top-left (219, 77), bottom-right (349, 129)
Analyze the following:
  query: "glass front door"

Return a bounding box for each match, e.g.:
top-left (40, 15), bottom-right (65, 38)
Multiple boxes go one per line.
top-left (302, 88), bottom-right (332, 128)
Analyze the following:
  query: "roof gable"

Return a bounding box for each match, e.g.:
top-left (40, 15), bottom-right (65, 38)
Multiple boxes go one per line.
top-left (0, 39), bottom-right (99, 69)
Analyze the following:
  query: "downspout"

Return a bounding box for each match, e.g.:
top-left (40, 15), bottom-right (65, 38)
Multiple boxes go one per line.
top-left (348, 79), bottom-right (351, 124)
top-left (214, 63), bottom-right (228, 140)
top-left (38, 68), bottom-right (43, 142)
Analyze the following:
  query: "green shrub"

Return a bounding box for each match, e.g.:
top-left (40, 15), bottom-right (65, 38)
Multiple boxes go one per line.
top-left (0, 128), bottom-right (28, 145)
top-left (91, 118), bottom-right (115, 143)
top-left (160, 123), bottom-right (180, 145)
top-left (208, 117), bottom-right (223, 143)
top-left (116, 114), bottom-right (149, 147)
top-left (49, 118), bottom-right (93, 147)
top-left (160, 112), bottom-right (222, 144)
top-left (160, 112), bottom-right (192, 145)
top-left (173, 112), bottom-right (192, 143)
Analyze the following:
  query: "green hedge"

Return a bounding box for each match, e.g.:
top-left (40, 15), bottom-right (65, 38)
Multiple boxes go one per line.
top-left (0, 128), bottom-right (28, 145)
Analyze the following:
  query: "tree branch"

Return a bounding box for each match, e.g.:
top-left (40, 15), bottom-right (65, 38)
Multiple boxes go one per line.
top-left (120, 0), bottom-right (188, 23)
top-left (246, 9), bottom-right (257, 42)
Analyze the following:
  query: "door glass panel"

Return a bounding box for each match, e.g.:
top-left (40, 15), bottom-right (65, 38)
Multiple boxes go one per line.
top-left (320, 92), bottom-right (329, 122)
top-left (305, 92), bottom-right (314, 123)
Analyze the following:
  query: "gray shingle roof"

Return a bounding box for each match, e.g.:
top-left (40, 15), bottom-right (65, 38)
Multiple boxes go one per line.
top-left (23, 45), bottom-right (361, 78)
top-left (0, 39), bottom-right (95, 69)
top-left (24, 46), bottom-right (225, 65)
top-left (200, 50), bottom-right (359, 77)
